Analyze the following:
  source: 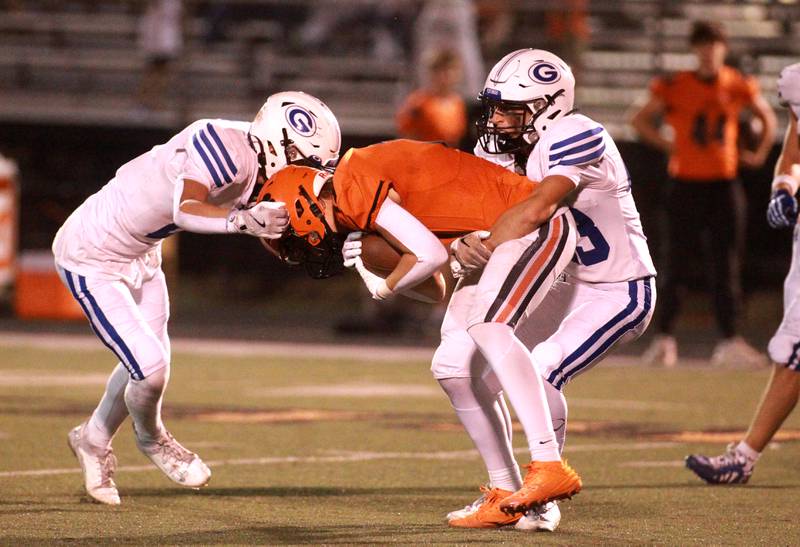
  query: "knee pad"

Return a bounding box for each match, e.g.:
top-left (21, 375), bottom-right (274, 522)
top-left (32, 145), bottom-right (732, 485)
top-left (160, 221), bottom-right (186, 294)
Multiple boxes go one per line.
top-left (531, 341), bottom-right (564, 377)
top-left (768, 332), bottom-right (793, 366)
top-left (468, 322), bottom-right (516, 354)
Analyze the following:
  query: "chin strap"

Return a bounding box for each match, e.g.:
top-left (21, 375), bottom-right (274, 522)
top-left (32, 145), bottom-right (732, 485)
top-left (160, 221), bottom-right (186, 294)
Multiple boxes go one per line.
top-left (246, 133), bottom-right (268, 204)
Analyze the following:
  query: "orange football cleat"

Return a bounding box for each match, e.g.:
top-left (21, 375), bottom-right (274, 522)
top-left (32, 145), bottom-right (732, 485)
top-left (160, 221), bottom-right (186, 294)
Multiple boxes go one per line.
top-left (499, 460), bottom-right (582, 514)
top-left (448, 486), bottom-right (522, 529)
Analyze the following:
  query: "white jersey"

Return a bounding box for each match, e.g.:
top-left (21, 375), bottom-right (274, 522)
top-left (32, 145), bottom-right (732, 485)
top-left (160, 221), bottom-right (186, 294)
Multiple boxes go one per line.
top-left (528, 114), bottom-right (654, 283)
top-left (53, 119), bottom-right (258, 286)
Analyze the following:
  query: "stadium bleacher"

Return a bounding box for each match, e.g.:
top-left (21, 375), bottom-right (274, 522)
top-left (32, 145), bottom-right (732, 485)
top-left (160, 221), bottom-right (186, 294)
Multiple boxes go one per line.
top-left (0, 0), bottom-right (796, 138)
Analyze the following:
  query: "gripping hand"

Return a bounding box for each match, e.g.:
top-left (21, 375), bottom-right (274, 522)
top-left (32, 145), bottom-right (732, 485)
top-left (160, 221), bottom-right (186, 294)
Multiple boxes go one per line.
top-left (449, 230), bottom-right (492, 278)
top-left (227, 201), bottom-right (288, 238)
top-left (342, 231), bottom-right (363, 268)
top-left (767, 190), bottom-right (798, 229)
top-left (351, 257), bottom-right (393, 300)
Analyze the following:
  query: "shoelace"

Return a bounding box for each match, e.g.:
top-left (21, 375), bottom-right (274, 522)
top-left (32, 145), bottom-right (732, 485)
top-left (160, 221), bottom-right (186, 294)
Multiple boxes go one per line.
top-left (97, 451), bottom-right (117, 488)
top-left (155, 435), bottom-right (195, 468)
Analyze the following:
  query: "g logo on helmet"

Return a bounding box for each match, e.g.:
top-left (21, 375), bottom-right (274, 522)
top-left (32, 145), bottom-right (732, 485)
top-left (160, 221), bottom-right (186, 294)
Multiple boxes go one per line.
top-left (528, 62), bottom-right (561, 84)
top-left (285, 106), bottom-right (316, 137)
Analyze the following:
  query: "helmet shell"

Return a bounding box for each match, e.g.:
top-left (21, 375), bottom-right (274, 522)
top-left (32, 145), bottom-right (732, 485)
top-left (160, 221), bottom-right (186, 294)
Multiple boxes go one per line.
top-left (250, 92), bottom-right (341, 178)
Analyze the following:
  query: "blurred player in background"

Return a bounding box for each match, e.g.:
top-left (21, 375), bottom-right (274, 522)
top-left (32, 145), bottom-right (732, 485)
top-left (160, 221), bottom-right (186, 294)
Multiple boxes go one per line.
top-left (335, 48), bottom-right (467, 336)
top-left (631, 21), bottom-right (776, 368)
top-left (396, 47), bottom-right (468, 148)
top-left (259, 138), bottom-right (584, 531)
top-left (686, 64), bottom-right (800, 484)
top-left (444, 48), bottom-right (655, 531)
top-left (52, 92), bottom-right (340, 505)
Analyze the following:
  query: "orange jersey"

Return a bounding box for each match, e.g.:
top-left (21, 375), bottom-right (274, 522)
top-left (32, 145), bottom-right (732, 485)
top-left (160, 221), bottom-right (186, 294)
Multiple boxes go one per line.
top-left (332, 140), bottom-right (535, 241)
top-left (651, 67), bottom-right (760, 180)
top-left (395, 90), bottom-right (467, 147)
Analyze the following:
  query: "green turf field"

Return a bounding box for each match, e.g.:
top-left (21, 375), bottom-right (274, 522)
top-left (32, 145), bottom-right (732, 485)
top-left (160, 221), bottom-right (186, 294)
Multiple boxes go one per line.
top-left (1, 342), bottom-right (799, 544)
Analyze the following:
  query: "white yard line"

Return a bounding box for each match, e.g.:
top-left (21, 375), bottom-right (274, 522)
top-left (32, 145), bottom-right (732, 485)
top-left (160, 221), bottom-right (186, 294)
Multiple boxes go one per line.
top-left (0, 442), bottom-right (678, 479)
top-left (619, 460), bottom-right (686, 468)
top-left (0, 332), bottom-right (435, 362)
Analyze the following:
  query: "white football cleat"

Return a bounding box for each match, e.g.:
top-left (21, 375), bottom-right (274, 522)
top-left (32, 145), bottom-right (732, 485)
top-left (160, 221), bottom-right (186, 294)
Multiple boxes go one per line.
top-left (710, 337), bottom-right (768, 369)
top-left (446, 490), bottom-right (487, 521)
top-left (642, 335), bottom-right (678, 368)
top-left (135, 429), bottom-right (211, 488)
top-left (67, 423), bottom-right (121, 505)
top-left (514, 501), bottom-right (561, 532)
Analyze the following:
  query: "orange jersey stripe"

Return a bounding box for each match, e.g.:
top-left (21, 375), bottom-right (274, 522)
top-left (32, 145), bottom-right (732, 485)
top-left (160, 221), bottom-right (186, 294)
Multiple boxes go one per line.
top-left (495, 215), bottom-right (564, 324)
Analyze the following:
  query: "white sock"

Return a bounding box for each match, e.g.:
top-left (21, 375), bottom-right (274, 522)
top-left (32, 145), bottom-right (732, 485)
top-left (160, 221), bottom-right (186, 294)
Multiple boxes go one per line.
top-left (488, 466), bottom-right (522, 492)
top-left (124, 367), bottom-right (167, 445)
top-left (469, 323), bottom-right (560, 462)
top-left (438, 377), bottom-right (522, 490)
top-left (736, 441), bottom-right (761, 461)
top-left (85, 363), bottom-right (130, 449)
top-left (542, 380), bottom-right (568, 454)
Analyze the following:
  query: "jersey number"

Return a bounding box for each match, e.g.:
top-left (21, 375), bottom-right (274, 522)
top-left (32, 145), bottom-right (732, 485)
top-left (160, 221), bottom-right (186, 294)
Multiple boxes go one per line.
top-left (570, 208), bottom-right (609, 266)
top-left (691, 112), bottom-right (726, 146)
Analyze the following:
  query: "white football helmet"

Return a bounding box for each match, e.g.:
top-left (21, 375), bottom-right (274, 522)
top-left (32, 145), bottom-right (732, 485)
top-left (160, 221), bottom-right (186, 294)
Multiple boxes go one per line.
top-left (778, 63), bottom-right (800, 119)
top-left (249, 91), bottom-right (341, 178)
top-left (477, 49), bottom-right (575, 154)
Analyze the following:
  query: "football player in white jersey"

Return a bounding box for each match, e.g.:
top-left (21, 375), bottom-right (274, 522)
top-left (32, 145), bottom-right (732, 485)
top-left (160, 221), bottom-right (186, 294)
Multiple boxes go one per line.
top-left (686, 63), bottom-right (800, 485)
top-left (53, 91), bottom-right (341, 505)
top-left (441, 49), bottom-right (656, 530)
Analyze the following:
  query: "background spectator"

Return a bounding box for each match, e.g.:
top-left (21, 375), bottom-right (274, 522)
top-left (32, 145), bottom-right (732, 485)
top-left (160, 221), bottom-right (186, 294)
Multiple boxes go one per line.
top-left (396, 48), bottom-right (467, 147)
top-left (136, 0), bottom-right (183, 111)
top-left (630, 20), bottom-right (776, 368)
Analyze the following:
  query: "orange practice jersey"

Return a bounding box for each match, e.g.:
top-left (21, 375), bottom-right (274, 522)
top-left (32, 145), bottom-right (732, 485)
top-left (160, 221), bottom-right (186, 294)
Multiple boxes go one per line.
top-left (333, 140), bottom-right (535, 242)
top-left (651, 66), bottom-right (759, 181)
top-left (395, 91), bottom-right (467, 147)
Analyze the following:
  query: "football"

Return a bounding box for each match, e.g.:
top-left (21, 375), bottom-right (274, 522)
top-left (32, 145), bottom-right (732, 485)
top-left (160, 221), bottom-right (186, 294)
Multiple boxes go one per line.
top-left (360, 233), bottom-right (401, 276)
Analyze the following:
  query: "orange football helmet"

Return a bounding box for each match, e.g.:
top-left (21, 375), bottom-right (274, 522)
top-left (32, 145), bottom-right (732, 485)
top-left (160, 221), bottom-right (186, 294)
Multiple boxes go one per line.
top-left (257, 165), bottom-right (344, 278)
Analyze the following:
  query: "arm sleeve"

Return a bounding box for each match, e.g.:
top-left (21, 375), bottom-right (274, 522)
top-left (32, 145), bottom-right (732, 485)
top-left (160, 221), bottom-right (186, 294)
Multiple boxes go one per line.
top-left (182, 122), bottom-right (255, 191)
top-left (374, 199), bottom-right (448, 293)
top-left (171, 178), bottom-right (230, 234)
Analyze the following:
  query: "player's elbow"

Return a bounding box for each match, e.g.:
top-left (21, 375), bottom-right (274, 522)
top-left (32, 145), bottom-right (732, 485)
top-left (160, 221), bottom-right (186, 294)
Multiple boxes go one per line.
top-left (420, 242), bottom-right (449, 273)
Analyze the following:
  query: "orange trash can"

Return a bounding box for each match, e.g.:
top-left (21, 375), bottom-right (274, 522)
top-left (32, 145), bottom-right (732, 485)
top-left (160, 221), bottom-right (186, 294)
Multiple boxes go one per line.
top-left (14, 250), bottom-right (85, 320)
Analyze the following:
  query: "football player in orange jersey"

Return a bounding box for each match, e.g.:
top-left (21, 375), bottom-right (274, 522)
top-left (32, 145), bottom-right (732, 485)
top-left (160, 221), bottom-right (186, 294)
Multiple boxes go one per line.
top-left (631, 20), bottom-right (776, 367)
top-left (259, 139), bottom-right (583, 529)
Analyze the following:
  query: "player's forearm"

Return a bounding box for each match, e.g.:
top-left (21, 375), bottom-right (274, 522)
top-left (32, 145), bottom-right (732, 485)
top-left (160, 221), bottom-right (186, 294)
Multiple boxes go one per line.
top-left (753, 98), bottom-right (778, 165)
top-left (631, 113), bottom-right (671, 153)
top-left (375, 200), bottom-right (449, 294)
top-left (172, 178), bottom-right (230, 233)
top-left (486, 199), bottom-right (554, 250)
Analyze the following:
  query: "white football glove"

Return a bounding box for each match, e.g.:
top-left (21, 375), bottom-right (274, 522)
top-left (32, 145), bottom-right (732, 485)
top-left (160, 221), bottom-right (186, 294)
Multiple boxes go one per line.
top-left (778, 63), bottom-right (800, 119)
top-left (227, 201), bottom-right (288, 238)
top-left (342, 231), bottom-right (363, 268)
top-left (352, 256), bottom-right (393, 300)
top-left (449, 230), bottom-right (492, 278)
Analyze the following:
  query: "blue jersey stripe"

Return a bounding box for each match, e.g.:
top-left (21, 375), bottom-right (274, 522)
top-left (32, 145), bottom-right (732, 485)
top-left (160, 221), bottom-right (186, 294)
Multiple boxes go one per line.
top-left (145, 223), bottom-right (180, 239)
top-left (551, 279), bottom-right (653, 389)
top-left (547, 280), bottom-right (639, 387)
top-left (63, 270), bottom-right (135, 378)
top-left (206, 123), bottom-right (238, 177)
top-left (78, 275), bottom-right (144, 380)
top-left (192, 134), bottom-right (223, 187)
top-left (199, 130), bottom-right (232, 184)
top-left (549, 136), bottom-right (603, 161)
top-left (551, 144), bottom-right (606, 168)
top-left (550, 126), bottom-right (603, 151)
